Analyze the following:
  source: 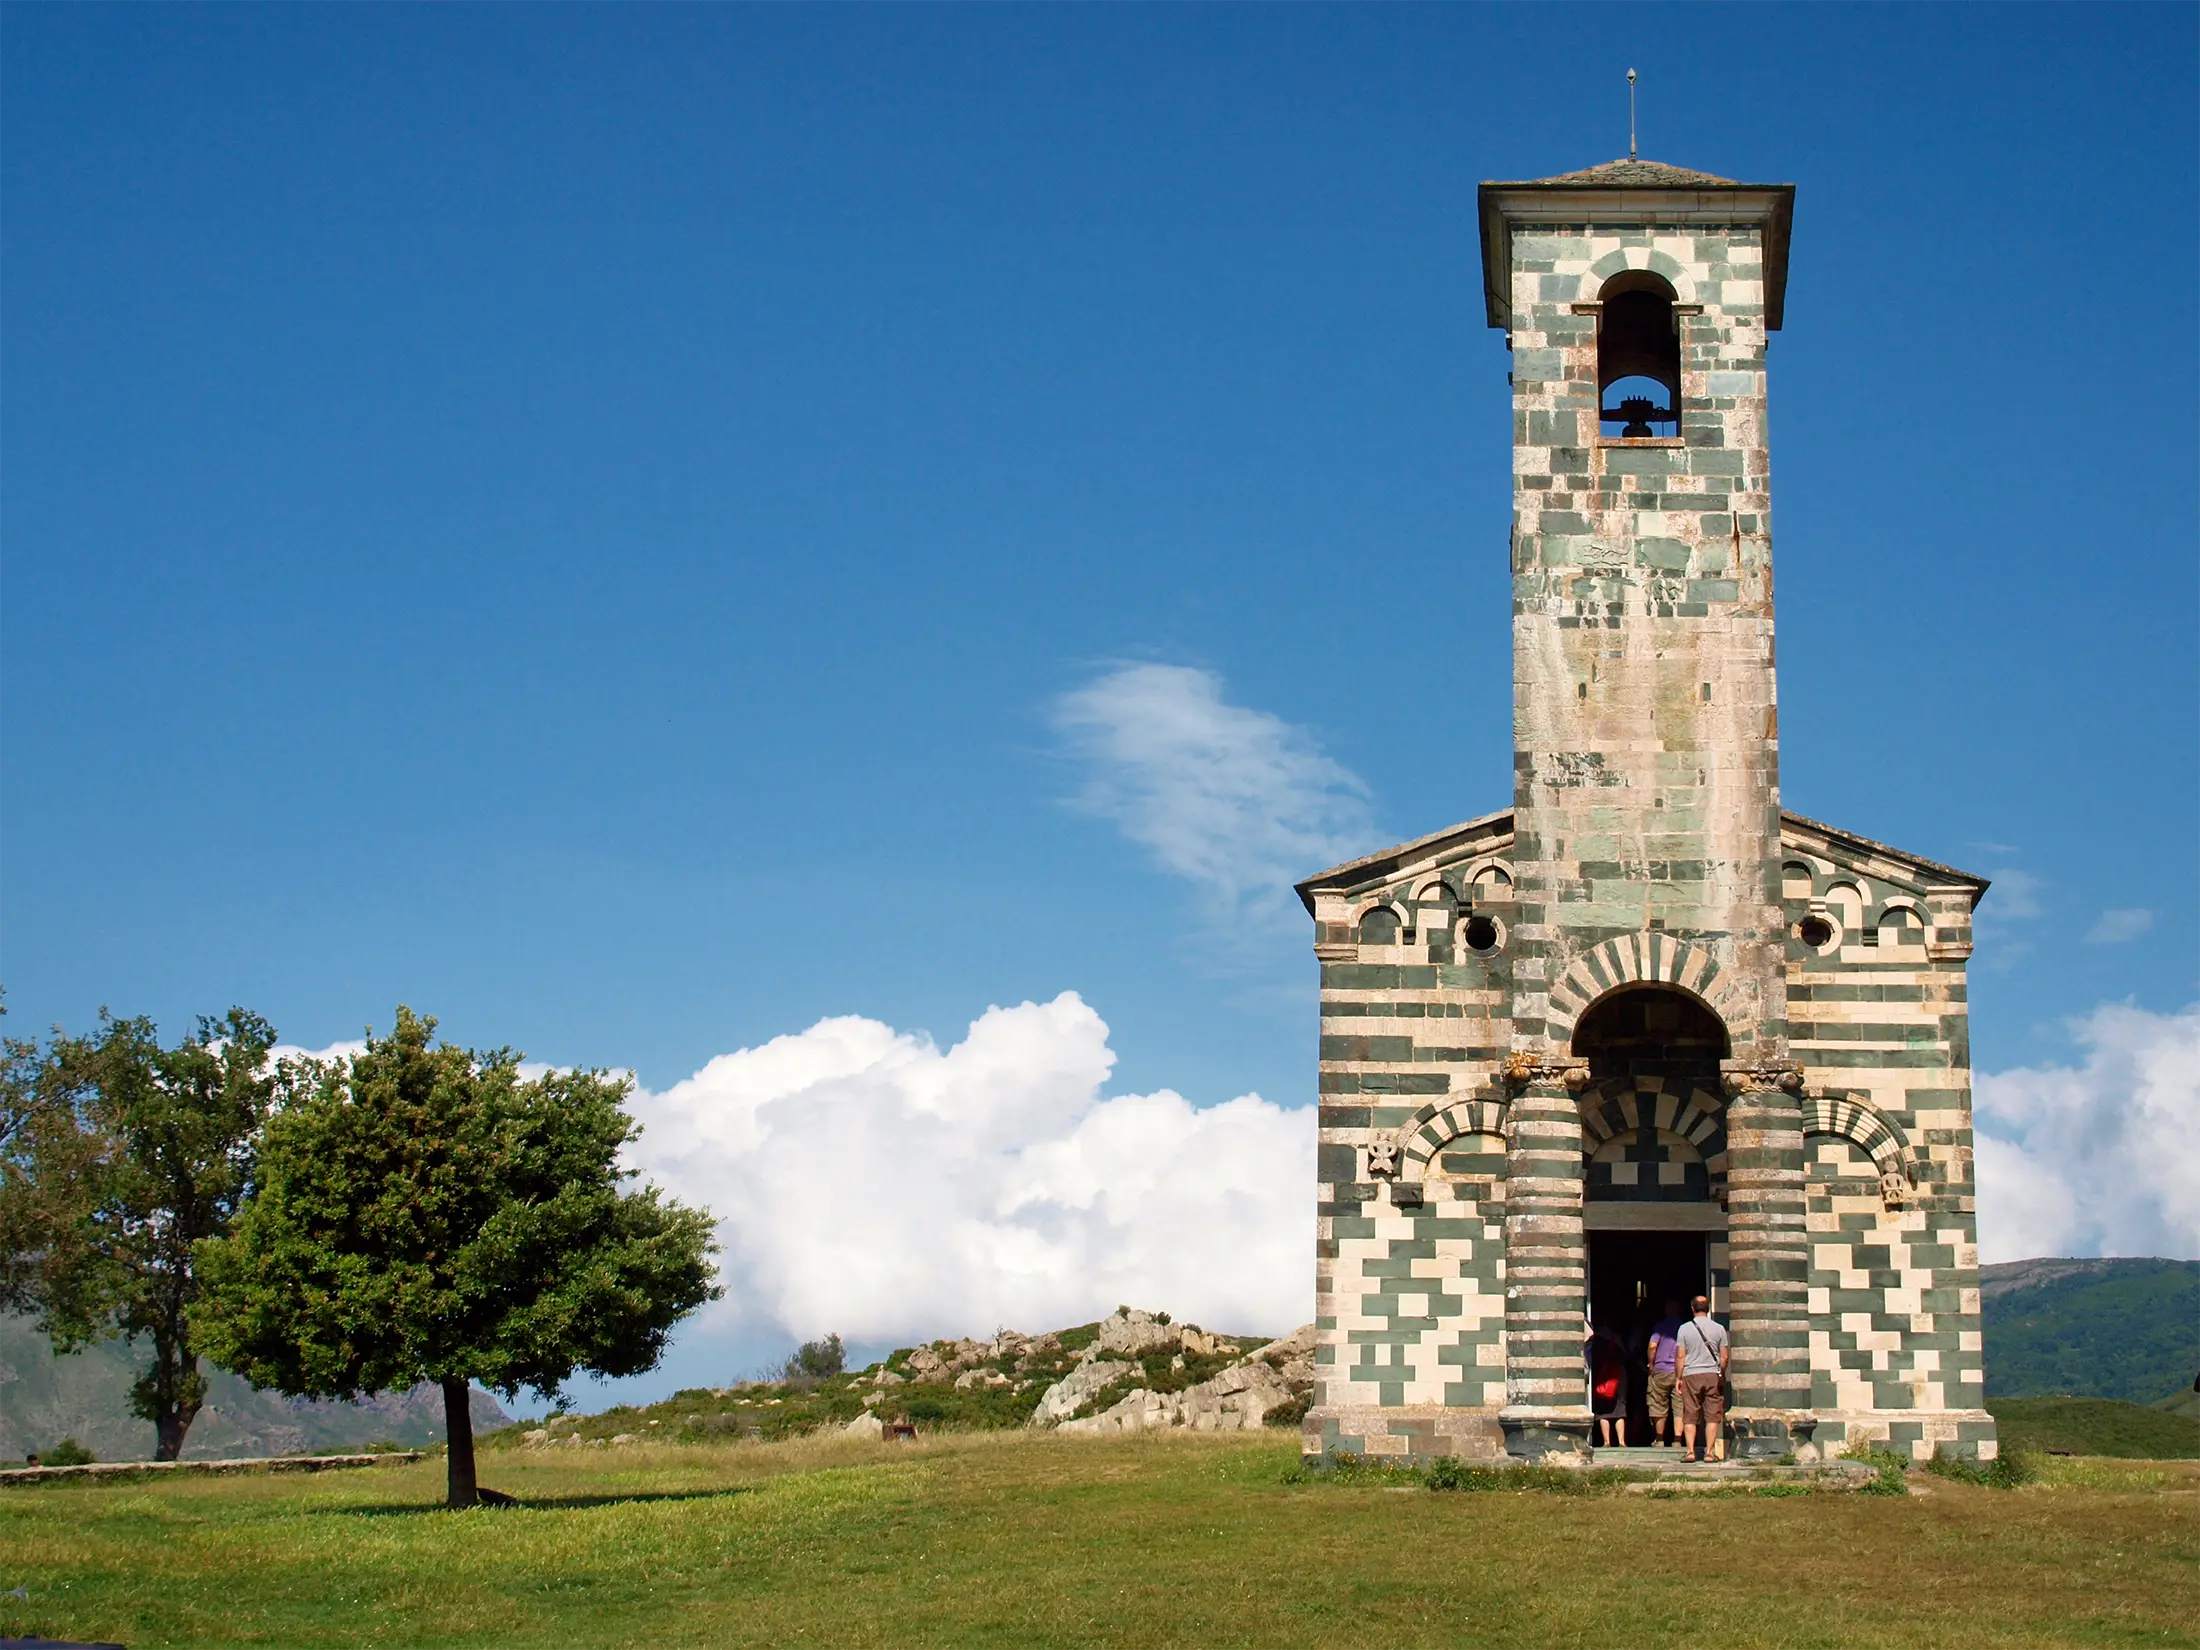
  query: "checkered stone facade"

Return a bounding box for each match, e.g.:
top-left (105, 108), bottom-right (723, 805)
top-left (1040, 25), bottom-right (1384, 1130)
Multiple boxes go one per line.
top-left (1296, 159), bottom-right (1995, 1467)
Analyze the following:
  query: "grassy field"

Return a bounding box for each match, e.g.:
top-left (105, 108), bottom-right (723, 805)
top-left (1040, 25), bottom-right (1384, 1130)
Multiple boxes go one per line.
top-left (1990, 1396), bottom-right (2200, 1459)
top-left (2, 1431), bottom-right (2196, 1650)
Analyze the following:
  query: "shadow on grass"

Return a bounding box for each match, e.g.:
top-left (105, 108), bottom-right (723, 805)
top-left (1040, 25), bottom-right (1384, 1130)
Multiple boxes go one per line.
top-left (326, 1485), bottom-right (757, 1517)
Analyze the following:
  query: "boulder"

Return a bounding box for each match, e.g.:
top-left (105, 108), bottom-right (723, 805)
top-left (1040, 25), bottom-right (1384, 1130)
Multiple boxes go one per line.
top-left (1027, 1358), bottom-right (1136, 1426)
top-left (1056, 1357), bottom-right (1297, 1437)
top-left (905, 1347), bottom-right (951, 1381)
top-left (1093, 1308), bottom-right (1181, 1360)
top-left (1249, 1323), bottom-right (1318, 1389)
top-left (843, 1412), bottom-right (886, 1440)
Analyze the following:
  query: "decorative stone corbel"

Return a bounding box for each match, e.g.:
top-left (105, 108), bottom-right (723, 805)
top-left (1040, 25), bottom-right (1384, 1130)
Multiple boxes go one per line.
top-left (1365, 1140), bottom-right (1400, 1180)
top-left (1878, 1168), bottom-right (1913, 1211)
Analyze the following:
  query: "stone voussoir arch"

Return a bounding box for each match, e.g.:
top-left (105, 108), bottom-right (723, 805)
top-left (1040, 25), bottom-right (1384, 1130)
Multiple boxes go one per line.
top-left (1801, 1092), bottom-right (1915, 1184)
top-left (1584, 246), bottom-right (1698, 307)
top-left (1393, 1096), bottom-right (1512, 1180)
top-left (1544, 932), bottom-right (1745, 1047)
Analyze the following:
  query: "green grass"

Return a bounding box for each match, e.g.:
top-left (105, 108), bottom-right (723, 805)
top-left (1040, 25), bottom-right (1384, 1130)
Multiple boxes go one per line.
top-left (4, 1430), bottom-right (2197, 1649)
top-left (1989, 1396), bottom-right (2200, 1459)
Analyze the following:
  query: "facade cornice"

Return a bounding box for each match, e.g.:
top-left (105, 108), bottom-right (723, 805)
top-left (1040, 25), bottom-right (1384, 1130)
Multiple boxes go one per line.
top-left (1477, 176), bottom-right (1795, 332)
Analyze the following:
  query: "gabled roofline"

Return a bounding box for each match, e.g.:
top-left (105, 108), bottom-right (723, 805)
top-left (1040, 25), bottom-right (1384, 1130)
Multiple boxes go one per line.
top-left (1294, 808), bottom-right (1514, 913)
top-left (1477, 168), bottom-right (1795, 332)
top-left (1296, 808), bottom-right (1988, 916)
top-left (1778, 810), bottom-right (1990, 893)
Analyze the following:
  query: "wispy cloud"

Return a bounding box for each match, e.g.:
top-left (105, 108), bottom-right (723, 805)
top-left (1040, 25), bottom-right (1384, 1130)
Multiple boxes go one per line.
top-left (1050, 662), bottom-right (1377, 934)
top-left (1972, 863), bottom-right (2043, 971)
top-left (2084, 908), bottom-right (2155, 945)
top-left (1974, 1001), bottom-right (2200, 1263)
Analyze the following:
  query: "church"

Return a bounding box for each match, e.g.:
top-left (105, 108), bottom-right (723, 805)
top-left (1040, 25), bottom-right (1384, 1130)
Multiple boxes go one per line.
top-left (1297, 159), bottom-right (1997, 1465)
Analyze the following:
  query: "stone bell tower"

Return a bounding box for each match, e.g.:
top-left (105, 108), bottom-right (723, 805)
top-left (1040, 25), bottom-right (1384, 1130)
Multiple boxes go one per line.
top-left (1297, 157), bottom-right (1993, 1471)
top-left (1479, 158), bottom-right (1809, 1454)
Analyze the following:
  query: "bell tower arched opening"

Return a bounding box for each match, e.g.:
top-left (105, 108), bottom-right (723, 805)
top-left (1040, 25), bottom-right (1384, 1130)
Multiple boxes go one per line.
top-left (1596, 270), bottom-right (1683, 438)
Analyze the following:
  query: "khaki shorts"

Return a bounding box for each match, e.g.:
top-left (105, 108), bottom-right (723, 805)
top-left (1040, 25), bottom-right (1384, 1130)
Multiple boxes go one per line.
top-left (1679, 1371), bottom-right (1725, 1427)
top-left (1647, 1369), bottom-right (1678, 1422)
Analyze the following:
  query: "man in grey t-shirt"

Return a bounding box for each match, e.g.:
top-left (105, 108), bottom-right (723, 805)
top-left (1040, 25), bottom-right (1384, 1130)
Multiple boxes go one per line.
top-left (1677, 1294), bottom-right (1731, 1462)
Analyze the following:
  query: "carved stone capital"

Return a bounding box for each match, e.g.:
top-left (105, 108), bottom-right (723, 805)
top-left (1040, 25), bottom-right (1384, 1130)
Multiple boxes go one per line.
top-left (1721, 1063), bottom-right (1805, 1097)
top-left (1502, 1053), bottom-right (1592, 1091)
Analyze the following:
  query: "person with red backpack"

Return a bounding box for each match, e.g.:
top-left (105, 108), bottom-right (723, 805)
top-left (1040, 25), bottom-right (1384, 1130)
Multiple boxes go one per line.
top-left (1585, 1321), bottom-right (1629, 1447)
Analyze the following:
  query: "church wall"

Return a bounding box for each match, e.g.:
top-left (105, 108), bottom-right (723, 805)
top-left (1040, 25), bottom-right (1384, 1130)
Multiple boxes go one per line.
top-left (1309, 865), bottom-right (1517, 1460)
top-left (1784, 835), bottom-right (1995, 1460)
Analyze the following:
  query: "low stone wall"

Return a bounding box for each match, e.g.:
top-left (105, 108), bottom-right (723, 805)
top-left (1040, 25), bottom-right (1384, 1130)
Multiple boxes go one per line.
top-left (0, 1450), bottom-right (423, 1487)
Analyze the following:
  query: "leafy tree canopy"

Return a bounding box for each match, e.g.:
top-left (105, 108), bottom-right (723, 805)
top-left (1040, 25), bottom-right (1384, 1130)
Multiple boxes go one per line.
top-left (195, 1007), bottom-right (719, 1504)
top-left (24, 1007), bottom-right (280, 1460)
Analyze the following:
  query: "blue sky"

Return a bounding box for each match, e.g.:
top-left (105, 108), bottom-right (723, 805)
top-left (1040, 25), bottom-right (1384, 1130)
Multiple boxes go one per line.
top-left (5, 6), bottom-right (2195, 1393)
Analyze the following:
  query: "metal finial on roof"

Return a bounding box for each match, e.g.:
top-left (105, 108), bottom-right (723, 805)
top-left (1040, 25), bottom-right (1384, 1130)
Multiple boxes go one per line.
top-left (1628, 69), bottom-right (1638, 160)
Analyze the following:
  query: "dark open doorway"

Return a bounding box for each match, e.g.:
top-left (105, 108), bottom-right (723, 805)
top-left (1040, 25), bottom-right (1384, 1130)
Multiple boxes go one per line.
top-left (1589, 1230), bottom-right (1708, 1445)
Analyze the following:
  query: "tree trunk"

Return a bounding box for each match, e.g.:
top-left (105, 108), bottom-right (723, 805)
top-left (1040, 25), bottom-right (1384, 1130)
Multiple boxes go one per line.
top-left (155, 1407), bottom-right (190, 1463)
top-left (442, 1376), bottom-right (478, 1508)
top-left (137, 1332), bottom-right (206, 1463)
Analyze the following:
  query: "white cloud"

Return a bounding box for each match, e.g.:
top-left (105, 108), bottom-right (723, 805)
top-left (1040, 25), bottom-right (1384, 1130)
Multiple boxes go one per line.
top-left (2084, 908), bottom-right (2155, 945)
top-left (269, 1037), bottom-right (368, 1067)
top-left (623, 992), bottom-right (1314, 1349)
top-left (1050, 662), bottom-right (1377, 932)
top-left (1974, 1002), bottom-right (2200, 1263)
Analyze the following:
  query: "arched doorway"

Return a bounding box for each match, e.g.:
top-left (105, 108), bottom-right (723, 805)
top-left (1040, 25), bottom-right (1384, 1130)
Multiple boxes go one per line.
top-left (1572, 985), bottom-right (1730, 1444)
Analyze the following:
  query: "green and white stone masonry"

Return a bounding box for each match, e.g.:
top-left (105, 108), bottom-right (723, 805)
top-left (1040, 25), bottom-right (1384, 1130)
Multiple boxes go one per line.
top-left (1295, 159), bottom-right (1997, 1467)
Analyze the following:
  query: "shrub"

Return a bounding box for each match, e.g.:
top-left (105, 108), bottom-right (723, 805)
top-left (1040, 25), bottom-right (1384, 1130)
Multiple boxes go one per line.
top-left (1841, 1443), bottom-right (1912, 1496)
top-left (782, 1333), bottom-right (845, 1388)
top-left (1927, 1447), bottom-right (2039, 1489)
top-left (43, 1438), bottom-right (95, 1467)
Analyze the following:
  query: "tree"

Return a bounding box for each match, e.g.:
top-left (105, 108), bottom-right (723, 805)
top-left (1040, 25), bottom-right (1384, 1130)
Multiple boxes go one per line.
top-left (195, 1007), bottom-right (719, 1507)
top-left (30, 1008), bottom-right (281, 1461)
top-left (782, 1333), bottom-right (844, 1388)
top-left (0, 998), bottom-right (65, 1314)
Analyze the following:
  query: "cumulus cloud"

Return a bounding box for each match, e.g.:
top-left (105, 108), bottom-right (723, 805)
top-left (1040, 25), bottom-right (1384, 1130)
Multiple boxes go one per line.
top-left (1974, 1002), bottom-right (2200, 1263)
top-left (623, 992), bottom-right (1314, 1348)
top-left (1051, 662), bottom-right (1377, 932)
top-left (2084, 908), bottom-right (2155, 945)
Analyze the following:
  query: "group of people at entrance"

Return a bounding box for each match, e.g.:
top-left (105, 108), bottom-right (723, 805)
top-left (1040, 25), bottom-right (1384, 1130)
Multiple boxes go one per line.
top-left (1586, 1296), bottom-right (1730, 1461)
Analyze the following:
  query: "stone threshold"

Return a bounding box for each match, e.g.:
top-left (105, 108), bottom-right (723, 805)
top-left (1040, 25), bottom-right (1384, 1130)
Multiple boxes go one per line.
top-left (1590, 1445), bottom-right (1875, 1488)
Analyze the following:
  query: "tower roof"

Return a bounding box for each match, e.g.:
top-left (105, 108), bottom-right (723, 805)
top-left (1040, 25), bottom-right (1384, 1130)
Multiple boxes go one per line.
top-left (1501, 157), bottom-right (1743, 189)
top-left (1477, 158), bottom-right (1795, 329)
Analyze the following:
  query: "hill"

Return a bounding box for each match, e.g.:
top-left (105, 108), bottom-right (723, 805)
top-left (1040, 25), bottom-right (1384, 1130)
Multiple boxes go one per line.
top-left (0, 1314), bottom-right (511, 1463)
top-left (490, 1308), bottom-right (1311, 1452)
top-left (1981, 1256), bottom-right (2198, 1404)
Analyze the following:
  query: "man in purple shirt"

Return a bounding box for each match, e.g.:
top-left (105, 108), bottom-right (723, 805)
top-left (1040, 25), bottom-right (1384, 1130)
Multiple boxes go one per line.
top-left (1645, 1298), bottom-right (1685, 1447)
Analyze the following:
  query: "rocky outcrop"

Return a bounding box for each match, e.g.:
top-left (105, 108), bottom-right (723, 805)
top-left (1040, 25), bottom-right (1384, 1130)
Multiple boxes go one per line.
top-left (1057, 1356), bottom-right (1296, 1436)
top-left (1027, 1308), bottom-right (1316, 1436)
top-left (1247, 1322), bottom-right (1318, 1389)
top-left (1028, 1357), bottom-right (1137, 1426)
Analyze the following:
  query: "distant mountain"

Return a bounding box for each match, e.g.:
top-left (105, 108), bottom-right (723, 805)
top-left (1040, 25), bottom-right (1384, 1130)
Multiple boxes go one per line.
top-left (1982, 1257), bottom-right (2199, 1405)
top-left (0, 1314), bottom-right (512, 1464)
